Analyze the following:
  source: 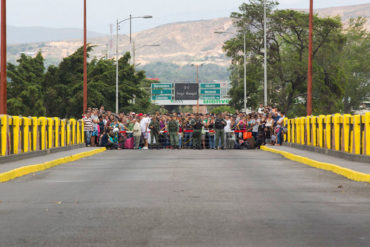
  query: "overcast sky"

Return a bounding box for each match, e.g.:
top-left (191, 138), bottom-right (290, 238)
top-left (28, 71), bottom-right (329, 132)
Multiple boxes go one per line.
top-left (8, 0), bottom-right (370, 34)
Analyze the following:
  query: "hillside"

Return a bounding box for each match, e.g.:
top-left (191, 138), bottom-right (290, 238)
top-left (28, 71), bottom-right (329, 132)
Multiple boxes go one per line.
top-left (7, 3), bottom-right (370, 67)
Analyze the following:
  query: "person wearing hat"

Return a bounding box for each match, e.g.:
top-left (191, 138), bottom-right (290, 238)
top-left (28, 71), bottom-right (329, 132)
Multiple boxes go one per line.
top-left (190, 114), bottom-right (203, 149)
top-left (149, 117), bottom-right (160, 149)
top-left (168, 114), bottom-right (180, 149)
top-left (215, 113), bottom-right (227, 150)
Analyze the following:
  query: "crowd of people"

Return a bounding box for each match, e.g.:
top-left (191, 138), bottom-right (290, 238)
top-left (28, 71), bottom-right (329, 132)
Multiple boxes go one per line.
top-left (82, 104), bottom-right (286, 150)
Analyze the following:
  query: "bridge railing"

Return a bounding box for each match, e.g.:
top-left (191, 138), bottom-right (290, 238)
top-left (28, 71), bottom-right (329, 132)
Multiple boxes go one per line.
top-left (0, 115), bottom-right (84, 156)
top-left (284, 113), bottom-right (370, 156)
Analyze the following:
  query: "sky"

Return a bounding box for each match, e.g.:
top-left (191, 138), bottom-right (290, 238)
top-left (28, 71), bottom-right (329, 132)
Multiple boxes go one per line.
top-left (8, 0), bottom-right (370, 34)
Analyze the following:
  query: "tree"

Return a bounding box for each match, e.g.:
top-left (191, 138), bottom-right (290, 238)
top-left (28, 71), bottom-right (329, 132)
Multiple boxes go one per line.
top-left (7, 52), bottom-right (46, 116)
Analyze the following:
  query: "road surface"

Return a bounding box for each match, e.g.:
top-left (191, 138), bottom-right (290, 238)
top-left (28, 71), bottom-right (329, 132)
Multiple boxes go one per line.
top-left (0, 150), bottom-right (369, 247)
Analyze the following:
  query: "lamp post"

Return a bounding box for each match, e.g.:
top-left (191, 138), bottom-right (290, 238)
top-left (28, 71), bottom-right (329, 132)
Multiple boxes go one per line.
top-left (0, 0), bottom-right (6, 114)
top-left (191, 64), bottom-right (204, 114)
top-left (263, 0), bottom-right (268, 107)
top-left (83, 0), bottom-right (87, 113)
top-left (215, 31), bottom-right (247, 113)
top-left (115, 15), bottom-right (152, 114)
top-left (307, 0), bottom-right (313, 116)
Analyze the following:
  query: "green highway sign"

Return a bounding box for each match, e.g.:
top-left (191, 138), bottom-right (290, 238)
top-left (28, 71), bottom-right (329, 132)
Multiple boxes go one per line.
top-left (202, 99), bottom-right (231, 105)
top-left (151, 89), bottom-right (172, 95)
top-left (200, 89), bottom-right (221, 95)
top-left (151, 83), bottom-right (172, 89)
top-left (201, 95), bottom-right (221, 100)
top-left (152, 95), bottom-right (173, 100)
top-left (200, 83), bottom-right (221, 89)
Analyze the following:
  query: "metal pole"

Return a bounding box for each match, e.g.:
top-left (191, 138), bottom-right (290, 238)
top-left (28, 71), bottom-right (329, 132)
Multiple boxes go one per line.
top-left (132, 41), bottom-right (136, 69)
top-left (263, 0), bottom-right (268, 106)
top-left (196, 65), bottom-right (200, 113)
top-left (83, 0), bottom-right (87, 113)
top-left (244, 33), bottom-right (247, 114)
top-left (130, 14), bottom-right (133, 65)
top-left (307, 0), bottom-right (313, 116)
top-left (116, 19), bottom-right (119, 114)
top-left (0, 0), bottom-right (7, 114)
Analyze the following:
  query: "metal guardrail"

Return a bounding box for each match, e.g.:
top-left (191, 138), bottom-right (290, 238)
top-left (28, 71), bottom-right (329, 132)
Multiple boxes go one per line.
top-left (284, 113), bottom-right (370, 156)
top-left (0, 115), bottom-right (84, 156)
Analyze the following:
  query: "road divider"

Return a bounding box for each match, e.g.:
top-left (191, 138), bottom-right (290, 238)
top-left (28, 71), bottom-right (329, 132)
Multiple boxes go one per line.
top-left (0, 147), bottom-right (106, 183)
top-left (261, 146), bottom-right (370, 183)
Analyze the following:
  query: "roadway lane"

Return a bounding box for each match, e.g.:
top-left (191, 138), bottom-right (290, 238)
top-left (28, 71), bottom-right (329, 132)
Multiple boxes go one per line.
top-left (0, 150), bottom-right (369, 247)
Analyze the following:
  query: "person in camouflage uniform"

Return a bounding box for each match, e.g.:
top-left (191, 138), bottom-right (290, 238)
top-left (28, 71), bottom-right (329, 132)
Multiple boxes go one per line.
top-left (168, 115), bottom-right (179, 149)
top-left (149, 117), bottom-right (160, 149)
top-left (215, 113), bottom-right (227, 150)
top-left (190, 114), bottom-right (203, 149)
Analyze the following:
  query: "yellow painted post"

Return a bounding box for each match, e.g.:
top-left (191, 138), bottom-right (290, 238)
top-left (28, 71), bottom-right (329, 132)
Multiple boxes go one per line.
top-left (353, 115), bottom-right (361, 155)
top-left (81, 120), bottom-right (85, 144)
top-left (71, 119), bottom-right (76, 145)
top-left (0, 115), bottom-right (8, 156)
top-left (76, 121), bottom-right (81, 144)
top-left (343, 114), bottom-right (351, 153)
top-left (31, 117), bottom-right (38, 151)
top-left (38, 117), bottom-right (47, 150)
top-left (318, 115), bottom-right (325, 148)
top-left (333, 114), bottom-right (341, 151)
top-left (47, 118), bottom-right (54, 149)
top-left (54, 117), bottom-right (60, 148)
top-left (60, 119), bottom-right (66, 147)
top-left (306, 116), bottom-right (311, 146)
top-left (365, 112), bottom-right (370, 155)
top-left (300, 117), bottom-right (305, 145)
top-left (296, 118), bottom-right (300, 144)
top-left (311, 116), bottom-right (317, 146)
top-left (287, 119), bottom-right (291, 143)
top-left (67, 120), bottom-right (71, 145)
top-left (22, 117), bottom-right (30, 153)
top-left (291, 119), bottom-right (295, 144)
top-left (326, 115), bottom-right (332, 150)
top-left (11, 116), bottom-right (21, 155)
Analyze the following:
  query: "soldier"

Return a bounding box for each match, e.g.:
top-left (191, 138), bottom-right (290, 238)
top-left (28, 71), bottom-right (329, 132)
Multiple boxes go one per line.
top-left (190, 114), bottom-right (203, 149)
top-left (215, 113), bottom-right (227, 150)
top-left (149, 117), bottom-right (160, 149)
top-left (168, 114), bottom-right (180, 149)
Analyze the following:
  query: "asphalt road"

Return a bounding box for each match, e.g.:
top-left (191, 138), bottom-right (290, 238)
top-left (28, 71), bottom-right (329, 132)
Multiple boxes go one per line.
top-left (1, 150), bottom-right (370, 247)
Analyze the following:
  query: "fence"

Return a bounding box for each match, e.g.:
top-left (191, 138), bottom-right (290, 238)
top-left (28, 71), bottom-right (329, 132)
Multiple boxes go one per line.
top-left (284, 113), bottom-right (370, 156)
top-left (0, 115), bottom-right (84, 156)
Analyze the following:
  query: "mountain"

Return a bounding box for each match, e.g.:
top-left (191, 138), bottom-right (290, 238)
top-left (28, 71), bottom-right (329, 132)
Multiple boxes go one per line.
top-left (8, 26), bottom-right (106, 45)
top-left (6, 3), bottom-right (370, 67)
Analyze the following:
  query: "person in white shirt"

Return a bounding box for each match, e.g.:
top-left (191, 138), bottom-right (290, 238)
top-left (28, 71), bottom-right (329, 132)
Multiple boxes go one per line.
top-left (224, 115), bottom-right (233, 149)
top-left (258, 104), bottom-right (264, 114)
top-left (140, 113), bottom-right (150, 149)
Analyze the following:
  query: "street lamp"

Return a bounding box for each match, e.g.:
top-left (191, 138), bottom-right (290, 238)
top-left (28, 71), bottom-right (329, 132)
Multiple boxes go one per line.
top-left (115, 15), bottom-right (152, 114)
top-left (83, 0), bottom-right (87, 113)
top-left (215, 31), bottom-right (247, 113)
top-left (0, 0), bottom-right (7, 114)
top-left (191, 63), bottom-right (204, 114)
top-left (307, 0), bottom-right (313, 116)
top-left (132, 43), bottom-right (160, 69)
top-left (263, 0), bottom-right (268, 107)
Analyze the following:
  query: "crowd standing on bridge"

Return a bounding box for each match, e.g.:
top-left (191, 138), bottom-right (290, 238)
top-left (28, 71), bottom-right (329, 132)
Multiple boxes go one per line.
top-left (82, 105), bottom-right (286, 150)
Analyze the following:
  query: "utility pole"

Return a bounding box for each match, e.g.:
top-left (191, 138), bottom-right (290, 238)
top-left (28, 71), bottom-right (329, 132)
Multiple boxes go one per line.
top-left (307, 0), bottom-right (313, 116)
top-left (83, 0), bottom-right (87, 114)
top-left (115, 19), bottom-right (119, 114)
top-left (196, 65), bottom-right (200, 114)
top-left (244, 33), bottom-right (247, 114)
top-left (263, 0), bottom-right (268, 107)
top-left (0, 0), bottom-right (6, 114)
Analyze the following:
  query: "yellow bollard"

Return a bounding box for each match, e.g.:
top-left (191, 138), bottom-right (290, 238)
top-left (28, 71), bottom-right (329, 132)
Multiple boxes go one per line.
top-left (317, 115), bottom-right (325, 148)
top-left (76, 121), bottom-right (81, 144)
top-left (0, 115), bottom-right (8, 156)
top-left (31, 117), bottom-right (38, 151)
top-left (71, 119), bottom-right (76, 145)
top-left (353, 115), bottom-right (361, 155)
top-left (325, 115), bottom-right (332, 150)
top-left (67, 120), bottom-right (71, 145)
top-left (60, 119), bottom-right (66, 147)
top-left (287, 119), bottom-right (291, 143)
top-left (54, 117), bottom-right (60, 148)
top-left (333, 114), bottom-right (342, 151)
top-left (11, 116), bottom-right (21, 155)
top-left (365, 112), bottom-right (370, 156)
top-left (343, 114), bottom-right (351, 153)
top-left (47, 118), bottom-right (54, 149)
top-left (311, 116), bottom-right (317, 147)
top-left (38, 117), bottom-right (47, 150)
top-left (22, 117), bottom-right (30, 153)
top-left (306, 116), bottom-right (311, 146)
top-left (81, 120), bottom-right (85, 144)
top-left (300, 117), bottom-right (305, 145)
top-left (291, 119), bottom-right (295, 144)
top-left (296, 118), bottom-right (300, 144)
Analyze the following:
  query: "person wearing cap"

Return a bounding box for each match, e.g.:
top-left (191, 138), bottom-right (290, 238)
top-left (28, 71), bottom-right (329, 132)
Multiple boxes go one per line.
top-left (190, 114), bottom-right (203, 149)
top-left (149, 117), bottom-right (160, 149)
top-left (215, 113), bottom-right (227, 150)
top-left (168, 114), bottom-right (179, 149)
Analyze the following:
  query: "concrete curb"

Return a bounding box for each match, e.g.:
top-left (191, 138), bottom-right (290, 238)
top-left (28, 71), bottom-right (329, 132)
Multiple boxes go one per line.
top-left (284, 143), bottom-right (370, 163)
top-left (0, 147), bottom-right (106, 183)
top-left (261, 146), bottom-right (370, 183)
top-left (0, 144), bottom-right (86, 164)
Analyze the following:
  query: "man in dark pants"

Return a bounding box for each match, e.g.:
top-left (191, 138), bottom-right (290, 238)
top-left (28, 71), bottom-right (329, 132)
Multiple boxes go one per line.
top-left (168, 115), bottom-right (179, 149)
top-left (149, 117), bottom-right (160, 149)
top-left (190, 114), bottom-right (203, 149)
top-left (215, 113), bottom-right (227, 150)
